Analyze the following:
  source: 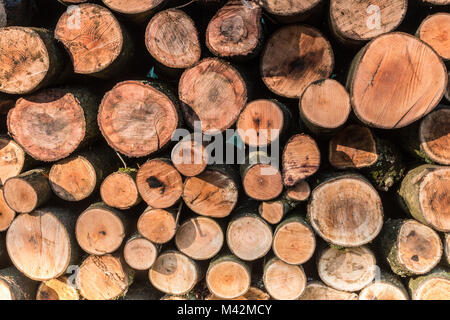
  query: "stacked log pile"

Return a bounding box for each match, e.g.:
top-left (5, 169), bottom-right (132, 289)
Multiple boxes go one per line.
top-left (0, 0), bottom-right (449, 300)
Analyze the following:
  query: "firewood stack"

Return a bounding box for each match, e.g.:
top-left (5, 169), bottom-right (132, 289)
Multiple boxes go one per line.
top-left (0, 0), bottom-right (449, 300)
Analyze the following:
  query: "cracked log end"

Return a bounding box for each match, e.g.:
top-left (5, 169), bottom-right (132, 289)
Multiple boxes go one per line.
top-left (179, 58), bottom-right (247, 132)
top-left (101, 171), bottom-right (140, 210)
top-left (182, 169), bottom-right (238, 218)
top-left (308, 174), bottom-right (383, 247)
top-left (77, 254), bottom-right (131, 300)
top-left (261, 25), bottom-right (333, 98)
top-left (299, 281), bottom-right (358, 300)
top-left (0, 137), bottom-right (25, 186)
top-left (37, 276), bottom-right (80, 300)
top-left (137, 207), bottom-right (177, 244)
top-left (282, 134), bottom-right (320, 186)
top-left (99, 81), bottom-right (179, 158)
top-left (349, 32), bottom-right (447, 129)
top-left (419, 108), bottom-right (450, 165)
top-left (418, 13), bottom-right (450, 61)
top-left (146, 9), bottom-right (200, 69)
top-left (171, 138), bottom-right (208, 177)
top-left (263, 257), bottom-right (306, 300)
top-left (318, 246), bottom-right (377, 292)
top-left (123, 236), bottom-right (158, 271)
top-left (175, 216), bottom-right (224, 261)
top-left (136, 159), bottom-right (183, 209)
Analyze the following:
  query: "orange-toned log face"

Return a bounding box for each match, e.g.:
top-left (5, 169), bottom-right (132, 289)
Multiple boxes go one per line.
top-left (0, 27), bottom-right (50, 94)
top-left (171, 139), bottom-right (208, 177)
top-left (99, 81), bottom-right (179, 157)
top-left (207, 259), bottom-right (250, 299)
top-left (419, 109), bottom-right (450, 165)
top-left (414, 278), bottom-right (450, 300)
top-left (359, 282), bottom-right (408, 300)
top-left (0, 138), bottom-right (25, 185)
top-left (137, 208), bottom-right (176, 244)
top-left (264, 259), bottom-right (306, 300)
top-left (123, 237), bottom-right (157, 270)
top-left (242, 164), bottom-right (283, 201)
top-left (350, 33), bottom-right (447, 129)
top-left (418, 13), bottom-right (450, 61)
top-left (102, 0), bottom-right (162, 14)
top-left (55, 4), bottom-right (123, 75)
top-left (261, 25), bottom-right (333, 98)
top-left (179, 58), bottom-right (247, 133)
top-left (8, 89), bottom-right (86, 162)
top-left (0, 189), bottom-right (15, 232)
top-left (100, 172), bottom-right (140, 210)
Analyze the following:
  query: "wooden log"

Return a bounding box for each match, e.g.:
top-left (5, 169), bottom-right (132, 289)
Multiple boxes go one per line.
top-left (226, 211), bottom-right (272, 261)
top-left (137, 206), bottom-right (178, 244)
top-left (49, 148), bottom-right (116, 202)
top-left (0, 27), bottom-right (68, 95)
top-left (145, 9), bottom-right (201, 69)
top-left (317, 246), bottom-right (377, 292)
top-left (58, 0), bottom-right (88, 5)
top-left (308, 173), bottom-right (383, 247)
top-left (446, 74), bottom-right (450, 102)
top-left (399, 164), bottom-right (450, 232)
top-left (206, 254), bottom-right (251, 299)
top-left (285, 180), bottom-right (310, 202)
top-left (98, 80), bottom-right (180, 158)
top-left (8, 87), bottom-right (100, 162)
top-left (55, 3), bottom-right (134, 78)
top-left (0, 188), bottom-right (15, 232)
top-left (149, 250), bottom-right (202, 295)
top-left (76, 203), bottom-right (130, 255)
top-left (77, 254), bottom-right (134, 300)
top-left (379, 219), bottom-right (442, 277)
top-left (408, 268), bottom-right (450, 300)
top-left (160, 294), bottom-right (196, 300)
top-left (420, 0), bottom-right (450, 5)
top-left (179, 58), bottom-right (247, 132)
top-left (236, 99), bottom-right (291, 147)
top-left (36, 276), bottom-right (80, 300)
top-left (398, 107), bottom-right (450, 165)
top-left (359, 272), bottom-right (409, 300)
top-left (175, 216), bottom-right (224, 260)
top-left (3, 168), bottom-right (51, 213)
top-left (182, 167), bottom-right (239, 218)
top-left (0, 0), bottom-right (35, 27)
top-left (263, 257), bottom-right (306, 300)
top-left (0, 267), bottom-right (38, 300)
top-left (258, 198), bottom-right (293, 225)
top-left (299, 79), bottom-right (351, 136)
top-left (445, 233), bottom-right (450, 266)
top-left (282, 134), bottom-right (320, 187)
top-left (206, 0), bottom-right (262, 59)
top-left (417, 13), bottom-right (450, 62)
top-left (103, 0), bottom-right (165, 23)
top-left (206, 286), bottom-right (269, 300)
top-left (240, 151), bottom-right (283, 201)
top-left (347, 32), bottom-right (447, 129)
top-left (272, 215), bottom-right (315, 265)
top-left (299, 281), bottom-right (358, 300)
top-left (0, 137), bottom-right (29, 186)
top-left (100, 169), bottom-right (141, 210)
top-left (6, 207), bottom-right (80, 281)
top-left (261, 25), bottom-right (333, 99)
top-left (136, 159), bottom-right (183, 209)
top-left (123, 281), bottom-right (162, 300)
top-left (329, 0), bottom-right (407, 44)
top-left (261, 0), bottom-right (322, 23)
top-left (123, 234), bottom-right (158, 271)
top-left (329, 125), bottom-right (406, 191)
top-left (171, 134), bottom-right (208, 177)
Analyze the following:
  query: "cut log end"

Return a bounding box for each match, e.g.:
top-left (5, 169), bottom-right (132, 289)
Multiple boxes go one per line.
top-left (242, 164), bottom-right (283, 201)
top-left (182, 169), bottom-right (238, 218)
top-left (419, 109), bottom-right (450, 165)
top-left (136, 159), bottom-right (183, 209)
top-left (349, 32), bottom-right (447, 129)
top-left (4, 176), bottom-right (38, 213)
top-left (149, 251), bottom-right (199, 295)
top-left (123, 237), bottom-right (158, 271)
top-left (227, 214), bottom-right (272, 261)
top-left (0, 279), bottom-right (14, 300)
top-left (359, 282), bottom-right (408, 300)
top-left (264, 258), bottom-right (307, 300)
top-left (77, 254), bottom-right (130, 300)
top-left (308, 175), bottom-right (383, 247)
top-left (99, 81), bottom-right (179, 158)
top-left (318, 246), bottom-right (377, 292)
top-left (175, 216), bottom-right (224, 260)
top-left (282, 134), bottom-right (320, 186)
top-left (103, 0), bottom-right (163, 14)
top-left (37, 277), bottom-right (80, 300)
top-left (146, 9), bottom-right (200, 69)
top-left (285, 180), bottom-right (310, 201)
top-left (55, 4), bottom-right (123, 75)
top-left (418, 13), bottom-right (450, 61)
top-left (206, 286), bottom-right (270, 300)
top-left (137, 207), bottom-right (176, 244)
top-left (171, 139), bottom-right (208, 177)
top-left (0, 138), bottom-right (26, 185)
top-left (330, 0), bottom-right (407, 42)
top-left (299, 282), bottom-right (358, 300)
top-left (261, 25), bottom-right (333, 98)
top-left (262, 0), bottom-right (321, 18)
top-left (207, 257), bottom-right (251, 299)
top-left (329, 125), bottom-right (377, 169)
top-left (0, 189), bottom-right (15, 232)
top-left (8, 89), bottom-right (87, 162)
top-left (258, 201), bottom-right (285, 225)
top-left (100, 172), bottom-right (140, 210)
top-left (411, 273), bottom-right (450, 300)
top-left (299, 79), bottom-right (351, 134)
top-left (445, 234), bottom-right (450, 265)
top-left (179, 58), bottom-right (247, 132)
top-left (76, 205), bottom-right (125, 256)
top-left (0, 27), bottom-right (50, 94)
top-left (206, 1), bottom-right (262, 58)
